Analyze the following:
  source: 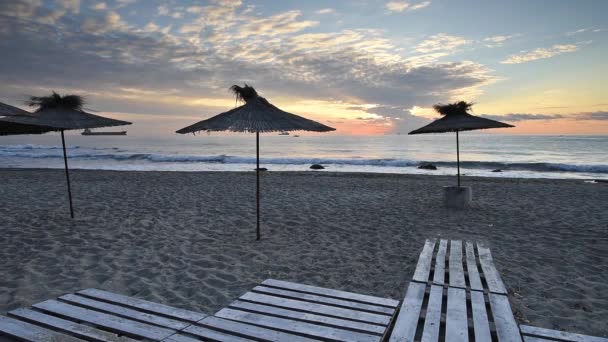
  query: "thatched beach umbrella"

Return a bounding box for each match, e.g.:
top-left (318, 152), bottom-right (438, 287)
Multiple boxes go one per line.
top-left (0, 102), bottom-right (35, 117)
top-left (409, 102), bottom-right (514, 187)
top-left (177, 84), bottom-right (335, 240)
top-left (0, 93), bottom-right (131, 218)
top-left (0, 102), bottom-right (53, 134)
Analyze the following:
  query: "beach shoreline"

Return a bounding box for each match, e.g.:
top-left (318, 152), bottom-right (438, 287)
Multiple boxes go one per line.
top-left (1, 169), bottom-right (607, 336)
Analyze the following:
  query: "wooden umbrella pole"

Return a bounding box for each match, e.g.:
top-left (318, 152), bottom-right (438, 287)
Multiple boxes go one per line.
top-left (256, 130), bottom-right (260, 240)
top-left (456, 130), bottom-right (460, 188)
top-left (61, 130), bottom-right (74, 218)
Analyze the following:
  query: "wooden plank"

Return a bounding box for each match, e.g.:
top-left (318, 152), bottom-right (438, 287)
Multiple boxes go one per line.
top-left (388, 281), bottom-right (426, 342)
top-left (520, 325), bottom-right (608, 342)
top-left (523, 337), bottom-right (554, 342)
top-left (489, 294), bottom-right (522, 342)
top-left (421, 285), bottom-right (443, 342)
top-left (0, 315), bottom-right (84, 342)
top-left (163, 334), bottom-right (207, 342)
top-left (229, 300), bottom-right (386, 334)
top-left (60, 294), bottom-right (189, 330)
top-left (262, 279), bottom-right (399, 308)
top-left (195, 316), bottom-right (318, 342)
top-left (446, 287), bottom-right (468, 342)
top-left (78, 289), bottom-right (207, 322)
top-left (477, 243), bottom-right (507, 294)
top-left (432, 239), bottom-right (448, 285)
top-left (412, 239), bottom-right (436, 283)
top-left (252, 286), bottom-right (394, 315)
top-left (465, 241), bottom-right (484, 291)
top-left (215, 308), bottom-right (382, 342)
top-left (470, 291), bottom-right (492, 342)
top-left (165, 328), bottom-right (256, 342)
top-left (240, 292), bottom-right (391, 325)
top-left (9, 308), bottom-right (136, 342)
top-left (33, 299), bottom-right (176, 341)
top-left (449, 240), bottom-right (466, 288)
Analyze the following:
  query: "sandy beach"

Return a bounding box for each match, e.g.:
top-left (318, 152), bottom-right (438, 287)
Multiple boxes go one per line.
top-left (0, 169), bottom-right (606, 336)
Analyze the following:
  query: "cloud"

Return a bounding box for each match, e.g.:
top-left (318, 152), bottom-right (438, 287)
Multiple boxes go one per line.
top-left (92, 2), bottom-right (107, 10)
top-left (501, 44), bottom-right (578, 64)
top-left (482, 111), bottom-right (608, 122)
top-left (483, 34), bottom-right (516, 48)
top-left (157, 5), bottom-right (169, 16)
top-left (59, 0), bottom-right (80, 14)
top-left (415, 33), bottom-right (471, 53)
top-left (0, 0), bottom-right (494, 124)
top-left (578, 111), bottom-right (608, 120)
top-left (385, 1), bottom-right (430, 13)
top-left (315, 8), bottom-right (334, 15)
top-left (482, 113), bottom-right (564, 121)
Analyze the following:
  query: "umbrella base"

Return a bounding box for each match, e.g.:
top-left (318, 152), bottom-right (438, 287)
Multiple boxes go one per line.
top-left (444, 186), bottom-right (472, 209)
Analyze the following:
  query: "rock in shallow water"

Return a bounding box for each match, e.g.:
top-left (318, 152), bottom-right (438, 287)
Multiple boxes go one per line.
top-left (310, 164), bottom-right (325, 170)
top-left (418, 164), bottom-right (437, 170)
top-left (255, 167), bottom-right (268, 171)
top-left (492, 169), bottom-right (503, 172)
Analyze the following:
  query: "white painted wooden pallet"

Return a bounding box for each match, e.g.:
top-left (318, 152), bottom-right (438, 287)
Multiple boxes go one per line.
top-left (520, 325), bottom-right (608, 342)
top-left (169, 279), bottom-right (401, 342)
top-left (2, 240), bottom-right (606, 342)
top-left (390, 239), bottom-right (522, 342)
top-left (411, 239), bottom-right (507, 295)
top-left (0, 280), bottom-right (400, 342)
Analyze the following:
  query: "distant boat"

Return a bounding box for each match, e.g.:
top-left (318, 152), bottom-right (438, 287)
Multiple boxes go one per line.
top-left (278, 131), bottom-right (290, 136)
top-left (82, 128), bottom-right (127, 136)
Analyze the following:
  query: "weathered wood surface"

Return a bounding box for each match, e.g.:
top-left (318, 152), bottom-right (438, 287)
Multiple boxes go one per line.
top-left (520, 325), bottom-right (608, 342)
top-left (33, 299), bottom-right (176, 340)
top-left (420, 285), bottom-right (443, 342)
top-left (477, 243), bottom-right (508, 294)
top-left (465, 241), bottom-right (484, 291)
top-left (389, 281), bottom-right (426, 342)
top-left (432, 239), bottom-right (448, 285)
top-left (77, 288), bottom-right (207, 322)
top-left (262, 278), bottom-right (399, 308)
top-left (196, 278), bottom-right (399, 342)
top-left (489, 294), bottom-right (523, 342)
top-left (1, 279), bottom-right (399, 341)
top-left (391, 239), bottom-right (523, 342)
top-left (251, 285), bottom-right (395, 315)
top-left (8, 308), bottom-right (135, 342)
top-left (60, 293), bottom-right (190, 330)
top-left (0, 315), bottom-right (84, 342)
top-left (412, 239), bottom-right (436, 283)
top-left (448, 240), bottom-right (466, 289)
top-left (411, 239), bottom-right (509, 295)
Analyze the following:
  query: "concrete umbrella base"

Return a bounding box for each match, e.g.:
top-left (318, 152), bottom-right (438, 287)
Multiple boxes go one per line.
top-left (444, 186), bottom-right (472, 209)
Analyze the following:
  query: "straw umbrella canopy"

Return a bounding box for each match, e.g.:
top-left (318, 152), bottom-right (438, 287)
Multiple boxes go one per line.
top-left (0, 102), bottom-right (54, 135)
top-left (0, 102), bottom-right (35, 117)
top-left (0, 93), bottom-right (132, 218)
top-left (177, 84), bottom-right (335, 240)
top-left (409, 101), bottom-right (514, 186)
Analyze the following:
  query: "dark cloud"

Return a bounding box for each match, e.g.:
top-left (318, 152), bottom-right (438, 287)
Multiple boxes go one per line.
top-left (481, 113), bottom-right (564, 121)
top-left (482, 111), bottom-right (608, 122)
top-left (0, 0), bottom-right (495, 118)
top-left (578, 111), bottom-right (608, 120)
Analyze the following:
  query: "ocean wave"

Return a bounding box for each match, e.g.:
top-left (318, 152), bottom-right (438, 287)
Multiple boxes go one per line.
top-left (1, 145), bottom-right (607, 174)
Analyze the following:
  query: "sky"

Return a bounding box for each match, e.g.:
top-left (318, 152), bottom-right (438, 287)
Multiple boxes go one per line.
top-left (0, 0), bottom-right (606, 135)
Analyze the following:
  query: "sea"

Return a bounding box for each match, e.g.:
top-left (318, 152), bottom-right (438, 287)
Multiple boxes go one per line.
top-left (0, 132), bottom-right (607, 180)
